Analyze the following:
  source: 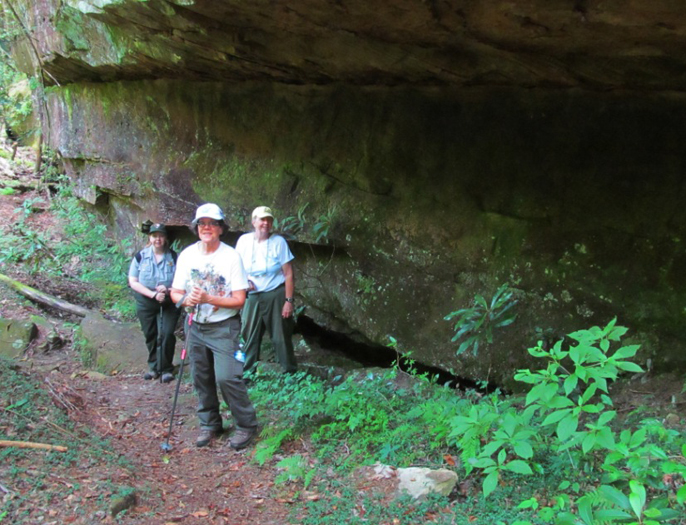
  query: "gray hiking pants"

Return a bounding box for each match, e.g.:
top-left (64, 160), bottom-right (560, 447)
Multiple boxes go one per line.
top-left (186, 315), bottom-right (258, 432)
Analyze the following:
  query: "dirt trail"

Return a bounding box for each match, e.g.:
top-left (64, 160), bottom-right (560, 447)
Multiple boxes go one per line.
top-left (0, 144), bottom-right (300, 524)
top-left (62, 355), bottom-right (296, 524)
top-left (3, 345), bottom-right (301, 524)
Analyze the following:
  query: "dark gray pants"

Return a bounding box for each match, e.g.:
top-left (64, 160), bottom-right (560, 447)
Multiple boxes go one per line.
top-left (241, 285), bottom-right (297, 375)
top-left (186, 315), bottom-right (258, 432)
top-left (135, 294), bottom-right (181, 375)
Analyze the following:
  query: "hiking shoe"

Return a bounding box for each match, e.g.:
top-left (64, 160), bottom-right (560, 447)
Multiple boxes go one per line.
top-left (160, 373), bottom-right (175, 384)
top-left (143, 371), bottom-right (159, 380)
top-left (196, 429), bottom-right (218, 448)
top-left (229, 428), bottom-right (257, 450)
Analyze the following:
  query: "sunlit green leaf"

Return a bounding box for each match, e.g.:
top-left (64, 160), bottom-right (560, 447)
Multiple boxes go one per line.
top-left (615, 361), bottom-right (644, 373)
top-left (542, 409), bottom-right (570, 427)
top-left (581, 433), bottom-right (596, 453)
top-left (503, 460), bottom-right (533, 475)
top-left (517, 497), bottom-right (538, 510)
top-left (594, 509), bottom-right (632, 520)
top-left (554, 512), bottom-right (578, 525)
top-left (629, 480), bottom-right (646, 518)
top-left (556, 414), bottom-right (578, 441)
top-left (613, 344), bottom-right (640, 359)
top-left (482, 471), bottom-right (499, 498)
top-left (563, 374), bottom-right (578, 396)
top-left (599, 484), bottom-right (630, 510)
top-left (577, 496), bottom-right (594, 525)
top-left (513, 441), bottom-right (534, 459)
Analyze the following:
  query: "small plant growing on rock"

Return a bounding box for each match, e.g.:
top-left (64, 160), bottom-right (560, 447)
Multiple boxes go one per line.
top-left (445, 283), bottom-right (518, 356)
top-left (277, 202), bottom-right (309, 240)
top-left (312, 205), bottom-right (336, 244)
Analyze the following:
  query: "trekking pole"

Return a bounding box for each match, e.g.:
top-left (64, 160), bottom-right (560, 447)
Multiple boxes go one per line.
top-left (154, 282), bottom-right (164, 379)
top-left (157, 303), bottom-right (164, 380)
top-left (161, 305), bottom-right (194, 452)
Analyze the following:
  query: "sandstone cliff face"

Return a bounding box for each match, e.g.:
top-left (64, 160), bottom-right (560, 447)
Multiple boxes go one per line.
top-left (4, 0), bottom-right (686, 383)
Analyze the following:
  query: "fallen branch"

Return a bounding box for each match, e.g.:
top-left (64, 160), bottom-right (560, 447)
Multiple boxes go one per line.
top-left (0, 273), bottom-right (88, 317)
top-left (0, 181), bottom-right (57, 193)
top-left (0, 440), bottom-right (68, 452)
top-left (0, 407), bottom-right (117, 456)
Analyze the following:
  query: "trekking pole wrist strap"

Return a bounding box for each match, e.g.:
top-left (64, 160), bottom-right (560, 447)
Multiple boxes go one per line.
top-left (175, 293), bottom-right (188, 309)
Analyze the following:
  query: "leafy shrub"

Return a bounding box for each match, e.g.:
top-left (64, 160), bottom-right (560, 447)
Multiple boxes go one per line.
top-left (461, 319), bottom-right (686, 523)
top-left (250, 367), bottom-right (448, 468)
top-left (249, 319), bottom-right (685, 524)
top-left (313, 205), bottom-right (336, 244)
top-left (0, 174), bottom-right (135, 318)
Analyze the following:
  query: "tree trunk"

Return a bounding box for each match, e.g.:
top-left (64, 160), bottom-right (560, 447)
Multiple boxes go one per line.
top-left (34, 131), bottom-right (42, 172)
top-left (0, 273), bottom-right (89, 317)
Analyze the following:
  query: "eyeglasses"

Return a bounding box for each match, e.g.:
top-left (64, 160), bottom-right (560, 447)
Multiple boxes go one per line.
top-left (197, 220), bottom-right (220, 228)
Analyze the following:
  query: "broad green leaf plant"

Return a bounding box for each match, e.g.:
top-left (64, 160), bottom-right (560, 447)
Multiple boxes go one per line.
top-left (452, 318), bottom-right (686, 524)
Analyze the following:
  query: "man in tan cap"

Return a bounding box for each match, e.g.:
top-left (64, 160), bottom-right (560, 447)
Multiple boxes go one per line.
top-left (235, 206), bottom-right (297, 376)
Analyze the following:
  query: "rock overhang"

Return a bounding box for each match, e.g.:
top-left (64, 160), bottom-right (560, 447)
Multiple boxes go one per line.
top-left (7, 0), bottom-right (686, 91)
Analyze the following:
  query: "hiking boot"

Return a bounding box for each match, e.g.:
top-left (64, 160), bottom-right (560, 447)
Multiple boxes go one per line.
top-left (143, 371), bottom-right (159, 380)
top-left (160, 373), bottom-right (175, 384)
top-left (196, 429), bottom-right (218, 448)
top-left (230, 428), bottom-right (257, 450)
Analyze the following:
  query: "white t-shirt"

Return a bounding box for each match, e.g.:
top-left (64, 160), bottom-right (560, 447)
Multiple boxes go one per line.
top-left (172, 242), bottom-right (249, 324)
top-left (235, 233), bottom-right (294, 293)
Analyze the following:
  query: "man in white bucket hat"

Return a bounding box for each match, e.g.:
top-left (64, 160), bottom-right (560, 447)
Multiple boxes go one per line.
top-left (171, 203), bottom-right (258, 450)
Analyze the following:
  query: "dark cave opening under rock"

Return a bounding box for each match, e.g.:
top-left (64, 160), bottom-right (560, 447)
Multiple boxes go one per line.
top-left (295, 315), bottom-right (497, 392)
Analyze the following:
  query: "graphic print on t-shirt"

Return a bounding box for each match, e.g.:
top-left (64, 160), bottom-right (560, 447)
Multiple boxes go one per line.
top-left (188, 265), bottom-right (230, 323)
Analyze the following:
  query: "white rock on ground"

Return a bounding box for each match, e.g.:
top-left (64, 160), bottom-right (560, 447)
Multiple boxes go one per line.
top-left (396, 467), bottom-right (458, 499)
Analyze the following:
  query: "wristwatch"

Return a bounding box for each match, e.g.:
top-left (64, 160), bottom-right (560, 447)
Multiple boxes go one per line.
top-left (285, 297), bottom-right (295, 304)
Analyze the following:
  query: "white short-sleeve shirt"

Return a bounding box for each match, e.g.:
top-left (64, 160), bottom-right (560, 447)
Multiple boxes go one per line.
top-left (235, 233), bottom-right (294, 293)
top-left (172, 242), bottom-right (249, 324)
